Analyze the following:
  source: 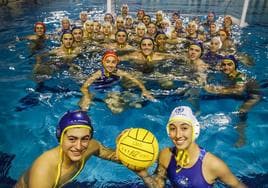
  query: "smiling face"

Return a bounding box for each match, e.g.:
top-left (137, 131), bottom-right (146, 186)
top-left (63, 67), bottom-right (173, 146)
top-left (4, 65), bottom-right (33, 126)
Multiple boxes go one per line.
top-left (168, 121), bottom-right (193, 150)
top-left (140, 38), bottom-right (154, 55)
top-left (62, 127), bottom-right (91, 162)
top-left (102, 55), bottom-right (118, 73)
top-left (187, 22), bottom-right (197, 35)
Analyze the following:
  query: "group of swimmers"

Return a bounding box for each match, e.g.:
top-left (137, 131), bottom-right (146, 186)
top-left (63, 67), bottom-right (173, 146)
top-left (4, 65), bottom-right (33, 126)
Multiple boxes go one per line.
top-left (14, 4), bottom-right (260, 187)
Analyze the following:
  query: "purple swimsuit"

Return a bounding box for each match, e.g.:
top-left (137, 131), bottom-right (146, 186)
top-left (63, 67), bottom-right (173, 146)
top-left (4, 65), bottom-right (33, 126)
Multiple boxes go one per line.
top-left (167, 147), bottom-right (213, 188)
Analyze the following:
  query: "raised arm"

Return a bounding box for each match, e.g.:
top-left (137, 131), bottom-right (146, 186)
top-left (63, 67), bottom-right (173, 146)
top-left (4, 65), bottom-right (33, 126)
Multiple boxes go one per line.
top-left (78, 70), bottom-right (102, 110)
top-left (136, 148), bottom-right (170, 188)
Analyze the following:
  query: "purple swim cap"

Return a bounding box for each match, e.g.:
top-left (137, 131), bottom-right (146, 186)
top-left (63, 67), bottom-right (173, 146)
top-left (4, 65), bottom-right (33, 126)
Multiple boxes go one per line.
top-left (56, 110), bottom-right (93, 140)
top-left (223, 55), bottom-right (238, 69)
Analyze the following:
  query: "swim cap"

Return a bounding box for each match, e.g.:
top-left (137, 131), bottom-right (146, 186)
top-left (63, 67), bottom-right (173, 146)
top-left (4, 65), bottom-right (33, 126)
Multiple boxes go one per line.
top-left (60, 30), bottom-right (73, 42)
top-left (223, 55), bottom-right (238, 69)
top-left (190, 40), bottom-right (204, 57)
top-left (115, 29), bottom-right (128, 40)
top-left (140, 37), bottom-right (154, 49)
top-left (102, 50), bottom-right (119, 63)
top-left (167, 106), bottom-right (200, 141)
top-left (34, 22), bottom-right (46, 33)
top-left (56, 110), bottom-right (93, 141)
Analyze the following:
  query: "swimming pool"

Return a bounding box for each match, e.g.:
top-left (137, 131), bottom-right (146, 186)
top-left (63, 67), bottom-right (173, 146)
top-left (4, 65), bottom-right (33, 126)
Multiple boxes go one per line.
top-left (0, 0), bottom-right (268, 187)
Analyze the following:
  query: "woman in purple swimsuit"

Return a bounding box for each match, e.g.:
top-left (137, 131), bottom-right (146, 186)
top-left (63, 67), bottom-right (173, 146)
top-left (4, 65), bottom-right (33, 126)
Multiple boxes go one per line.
top-left (134, 106), bottom-right (246, 188)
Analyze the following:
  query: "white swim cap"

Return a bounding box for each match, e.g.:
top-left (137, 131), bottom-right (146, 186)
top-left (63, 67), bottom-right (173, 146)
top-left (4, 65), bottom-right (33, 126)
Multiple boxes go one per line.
top-left (167, 106), bottom-right (200, 140)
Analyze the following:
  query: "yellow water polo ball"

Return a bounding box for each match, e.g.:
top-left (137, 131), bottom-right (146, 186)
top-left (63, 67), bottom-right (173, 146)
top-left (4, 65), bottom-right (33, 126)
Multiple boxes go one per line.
top-left (116, 128), bottom-right (159, 170)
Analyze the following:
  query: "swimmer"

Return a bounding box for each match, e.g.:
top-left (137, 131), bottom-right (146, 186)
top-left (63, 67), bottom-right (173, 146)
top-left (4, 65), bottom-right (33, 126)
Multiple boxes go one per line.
top-left (33, 31), bottom-right (81, 81)
top-left (202, 11), bottom-right (216, 31)
top-left (204, 55), bottom-right (261, 146)
top-left (57, 17), bottom-right (72, 37)
top-left (120, 4), bottom-right (129, 19)
top-left (132, 106), bottom-right (247, 188)
top-left (128, 23), bottom-right (147, 46)
top-left (155, 10), bottom-right (164, 29)
top-left (135, 9), bottom-right (145, 25)
top-left (101, 22), bottom-right (115, 43)
top-left (16, 22), bottom-right (49, 53)
top-left (146, 22), bottom-right (158, 38)
top-left (120, 37), bottom-right (177, 68)
top-left (75, 11), bottom-right (88, 27)
top-left (218, 29), bottom-right (235, 55)
top-left (15, 110), bottom-right (119, 188)
top-left (174, 19), bottom-right (186, 38)
top-left (202, 37), bottom-right (223, 69)
top-left (104, 13), bottom-right (114, 24)
top-left (78, 50), bottom-right (154, 113)
top-left (142, 15), bottom-right (151, 27)
top-left (83, 20), bottom-right (94, 42)
top-left (186, 21), bottom-right (201, 41)
top-left (103, 29), bottom-right (135, 53)
top-left (71, 26), bottom-right (84, 48)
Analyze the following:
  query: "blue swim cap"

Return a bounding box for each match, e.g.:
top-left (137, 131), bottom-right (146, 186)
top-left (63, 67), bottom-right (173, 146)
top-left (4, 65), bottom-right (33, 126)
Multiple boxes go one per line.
top-left (190, 40), bottom-right (204, 57)
top-left (223, 55), bottom-right (238, 69)
top-left (56, 110), bottom-right (93, 141)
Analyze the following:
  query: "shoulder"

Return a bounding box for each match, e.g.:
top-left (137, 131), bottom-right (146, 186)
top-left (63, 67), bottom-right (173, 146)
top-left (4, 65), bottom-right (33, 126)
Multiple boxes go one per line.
top-left (159, 147), bottom-right (173, 168)
top-left (26, 35), bottom-right (38, 40)
top-left (28, 147), bottom-right (59, 185)
top-left (85, 139), bottom-right (102, 155)
top-left (203, 152), bottom-right (224, 169)
top-left (203, 152), bottom-right (231, 178)
top-left (87, 70), bottom-right (102, 80)
top-left (32, 147), bottom-right (59, 169)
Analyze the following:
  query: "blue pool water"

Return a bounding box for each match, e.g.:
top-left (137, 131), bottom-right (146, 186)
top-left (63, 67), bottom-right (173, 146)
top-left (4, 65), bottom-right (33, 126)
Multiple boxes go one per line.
top-left (0, 0), bottom-right (268, 187)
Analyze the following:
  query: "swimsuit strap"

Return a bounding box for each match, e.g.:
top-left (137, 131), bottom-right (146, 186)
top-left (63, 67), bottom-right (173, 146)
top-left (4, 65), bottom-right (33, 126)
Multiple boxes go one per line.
top-left (53, 148), bottom-right (85, 188)
top-left (54, 148), bottom-right (63, 188)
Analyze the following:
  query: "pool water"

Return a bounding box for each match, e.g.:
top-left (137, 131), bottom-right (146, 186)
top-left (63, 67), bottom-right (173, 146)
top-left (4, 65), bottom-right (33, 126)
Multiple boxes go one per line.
top-left (0, 0), bottom-right (268, 187)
